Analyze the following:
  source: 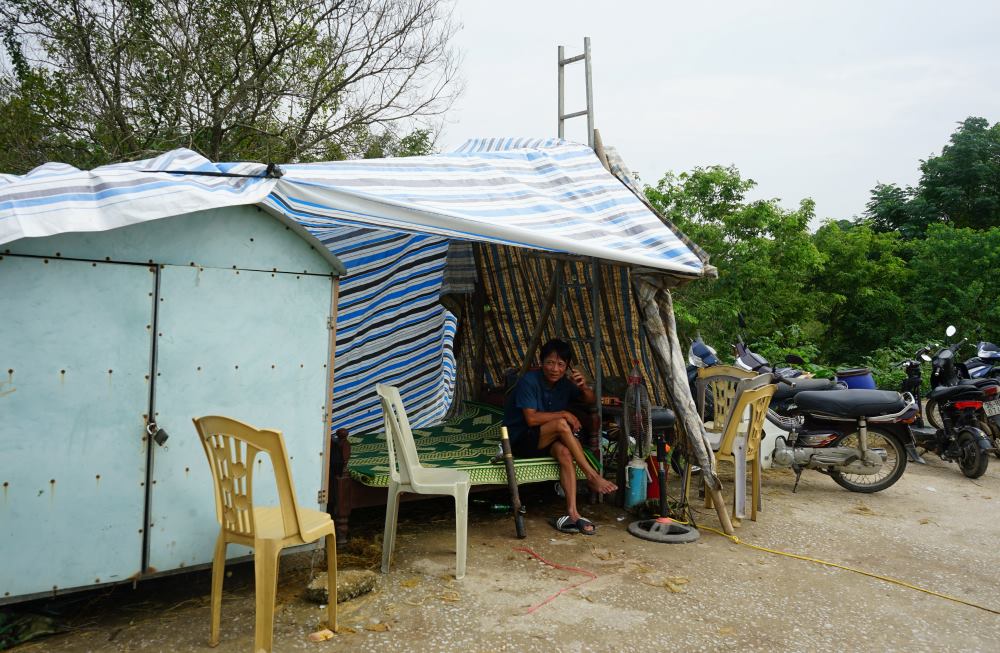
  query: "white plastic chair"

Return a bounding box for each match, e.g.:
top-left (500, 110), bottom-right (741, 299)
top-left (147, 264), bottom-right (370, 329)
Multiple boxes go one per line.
top-left (376, 383), bottom-right (470, 579)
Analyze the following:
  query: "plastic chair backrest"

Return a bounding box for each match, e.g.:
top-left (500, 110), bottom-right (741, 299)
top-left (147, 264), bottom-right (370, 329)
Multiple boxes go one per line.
top-left (716, 380), bottom-right (776, 460)
top-left (376, 383), bottom-right (423, 486)
top-left (695, 365), bottom-right (755, 423)
top-left (193, 415), bottom-right (305, 540)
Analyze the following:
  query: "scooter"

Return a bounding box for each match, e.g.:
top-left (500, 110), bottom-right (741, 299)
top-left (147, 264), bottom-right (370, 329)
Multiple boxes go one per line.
top-left (911, 326), bottom-right (993, 478)
top-left (768, 361), bottom-right (919, 493)
top-left (963, 341), bottom-right (1000, 379)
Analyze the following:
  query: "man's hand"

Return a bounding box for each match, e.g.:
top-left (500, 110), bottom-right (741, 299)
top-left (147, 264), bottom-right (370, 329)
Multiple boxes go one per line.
top-left (562, 410), bottom-right (582, 433)
top-left (568, 368), bottom-right (588, 390)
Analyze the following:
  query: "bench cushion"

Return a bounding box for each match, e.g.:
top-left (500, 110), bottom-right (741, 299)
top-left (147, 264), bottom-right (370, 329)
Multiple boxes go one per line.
top-left (348, 402), bottom-right (585, 487)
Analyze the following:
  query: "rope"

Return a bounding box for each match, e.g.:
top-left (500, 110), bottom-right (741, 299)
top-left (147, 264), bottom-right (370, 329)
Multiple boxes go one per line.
top-left (513, 546), bottom-right (597, 614)
top-left (696, 524), bottom-right (1000, 616)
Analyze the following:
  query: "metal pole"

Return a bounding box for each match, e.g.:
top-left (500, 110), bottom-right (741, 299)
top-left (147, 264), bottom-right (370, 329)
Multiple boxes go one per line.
top-left (590, 257), bottom-right (603, 485)
top-left (557, 45), bottom-right (565, 138)
top-left (584, 37), bottom-right (594, 148)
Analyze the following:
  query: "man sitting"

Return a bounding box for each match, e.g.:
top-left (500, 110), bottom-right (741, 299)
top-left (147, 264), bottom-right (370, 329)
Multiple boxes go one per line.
top-left (503, 338), bottom-right (617, 535)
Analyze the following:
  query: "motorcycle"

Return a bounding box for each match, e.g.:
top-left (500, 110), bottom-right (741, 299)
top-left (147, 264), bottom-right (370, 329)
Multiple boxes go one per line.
top-left (768, 360), bottom-right (919, 493)
top-left (732, 314), bottom-right (808, 379)
top-left (911, 326), bottom-right (993, 477)
top-left (963, 341), bottom-right (1000, 379)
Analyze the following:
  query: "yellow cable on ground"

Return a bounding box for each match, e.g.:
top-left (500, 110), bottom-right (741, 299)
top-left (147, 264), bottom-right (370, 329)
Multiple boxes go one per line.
top-left (695, 523), bottom-right (1000, 616)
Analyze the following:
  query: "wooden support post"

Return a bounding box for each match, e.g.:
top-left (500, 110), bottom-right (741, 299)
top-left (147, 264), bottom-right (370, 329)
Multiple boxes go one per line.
top-left (471, 244), bottom-right (487, 401)
top-left (518, 262), bottom-right (563, 376)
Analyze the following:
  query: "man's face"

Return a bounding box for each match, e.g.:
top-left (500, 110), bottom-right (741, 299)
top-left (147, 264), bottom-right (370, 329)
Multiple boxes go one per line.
top-left (541, 354), bottom-right (568, 385)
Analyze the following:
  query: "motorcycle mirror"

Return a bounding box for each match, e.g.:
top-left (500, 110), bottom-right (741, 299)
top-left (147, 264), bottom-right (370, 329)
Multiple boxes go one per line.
top-left (946, 325), bottom-right (956, 337)
top-left (920, 353), bottom-right (932, 362)
top-left (785, 354), bottom-right (805, 365)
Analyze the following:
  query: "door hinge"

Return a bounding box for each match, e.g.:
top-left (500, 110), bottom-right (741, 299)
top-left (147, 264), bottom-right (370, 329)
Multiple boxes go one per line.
top-left (317, 489), bottom-right (328, 504)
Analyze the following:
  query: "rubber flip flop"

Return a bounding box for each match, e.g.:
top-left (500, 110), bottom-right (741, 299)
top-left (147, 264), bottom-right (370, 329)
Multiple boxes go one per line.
top-left (550, 515), bottom-right (580, 534)
top-left (576, 517), bottom-right (597, 535)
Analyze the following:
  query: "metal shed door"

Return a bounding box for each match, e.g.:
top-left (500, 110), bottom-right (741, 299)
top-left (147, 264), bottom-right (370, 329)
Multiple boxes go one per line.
top-left (0, 256), bottom-right (154, 598)
top-left (146, 265), bottom-right (332, 571)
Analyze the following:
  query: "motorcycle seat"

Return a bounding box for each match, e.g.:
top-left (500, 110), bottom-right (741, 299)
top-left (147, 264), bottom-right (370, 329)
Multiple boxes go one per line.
top-left (958, 378), bottom-right (999, 390)
top-left (650, 407), bottom-right (676, 429)
top-left (772, 377), bottom-right (839, 402)
top-left (929, 384), bottom-right (985, 401)
top-left (793, 389), bottom-right (905, 418)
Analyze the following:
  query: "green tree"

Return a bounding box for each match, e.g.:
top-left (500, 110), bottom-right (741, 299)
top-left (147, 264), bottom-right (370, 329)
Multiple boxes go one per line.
top-left (0, 0), bottom-right (459, 171)
top-left (645, 165), bottom-right (825, 353)
top-left (905, 224), bottom-right (1000, 344)
top-left (865, 117), bottom-right (1000, 235)
top-left (810, 221), bottom-right (911, 361)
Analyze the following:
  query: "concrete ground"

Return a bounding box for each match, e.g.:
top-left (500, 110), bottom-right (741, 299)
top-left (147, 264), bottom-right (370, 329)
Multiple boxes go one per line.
top-left (9, 454), bottom-right (1000, 653)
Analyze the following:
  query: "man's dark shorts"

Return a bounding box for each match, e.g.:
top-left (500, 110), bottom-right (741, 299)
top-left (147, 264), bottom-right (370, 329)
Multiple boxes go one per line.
top-left (509, 425), bottom-right (551, 458)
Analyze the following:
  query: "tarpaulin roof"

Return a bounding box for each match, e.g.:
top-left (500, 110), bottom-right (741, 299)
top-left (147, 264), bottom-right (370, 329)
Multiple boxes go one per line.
top-left (0, 138), bottom-right (705, 276)
top-left (0, 138), bottom-right (708, 433)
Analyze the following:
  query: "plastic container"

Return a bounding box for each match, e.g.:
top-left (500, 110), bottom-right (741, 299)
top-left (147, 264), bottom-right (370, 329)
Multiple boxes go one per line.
top-left (625, 459), bottom-right (648, 509)
top-left (836, 367), bottom-right (876, 389)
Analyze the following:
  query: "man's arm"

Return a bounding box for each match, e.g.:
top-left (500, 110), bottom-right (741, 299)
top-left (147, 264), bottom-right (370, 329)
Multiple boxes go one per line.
top-left (522, 407), bottom-right (581, 431)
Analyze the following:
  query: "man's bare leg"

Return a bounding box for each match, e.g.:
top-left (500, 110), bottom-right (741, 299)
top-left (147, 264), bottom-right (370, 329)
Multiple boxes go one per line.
top-left (550, 441), bottom-right (579, 520)
top-left (538, 419), bottom-right (617, 494)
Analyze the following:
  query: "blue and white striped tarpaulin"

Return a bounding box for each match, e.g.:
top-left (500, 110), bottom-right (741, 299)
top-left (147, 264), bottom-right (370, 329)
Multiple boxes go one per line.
top-left (0, 138), bottom-right (707, 433)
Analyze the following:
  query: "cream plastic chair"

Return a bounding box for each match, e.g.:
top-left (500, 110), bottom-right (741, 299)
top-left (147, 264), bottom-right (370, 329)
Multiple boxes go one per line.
top-left (687, 374), bottom-right (775, 522)
top-left (376, 383), bottom-right (470, 580)
top-left (695, 364), bottom-right (755, 430)
top-left (193, 415), bottom-right (337, 653)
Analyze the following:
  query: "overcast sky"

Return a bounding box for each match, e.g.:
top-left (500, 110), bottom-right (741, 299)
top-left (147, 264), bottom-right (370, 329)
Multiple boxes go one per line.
top-left (441, 0), bottom-right (1000, 223)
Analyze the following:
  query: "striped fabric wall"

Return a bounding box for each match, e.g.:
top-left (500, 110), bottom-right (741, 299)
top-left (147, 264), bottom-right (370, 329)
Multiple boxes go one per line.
top-left (309, 226), bottom-right (458, 435)
top-left (453, 244), bottom-right (665, 408)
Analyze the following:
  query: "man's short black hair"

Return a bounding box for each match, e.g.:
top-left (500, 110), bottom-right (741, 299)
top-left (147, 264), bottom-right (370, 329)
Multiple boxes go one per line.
top-left (540, 338), bottom-right (574, 365)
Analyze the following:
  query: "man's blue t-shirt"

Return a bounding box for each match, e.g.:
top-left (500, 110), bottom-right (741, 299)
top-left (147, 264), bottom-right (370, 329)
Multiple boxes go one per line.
top-left (503, 370), bottom-right (581, 441)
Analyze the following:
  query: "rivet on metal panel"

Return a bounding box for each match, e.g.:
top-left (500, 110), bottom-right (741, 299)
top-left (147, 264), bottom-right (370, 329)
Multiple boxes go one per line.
top-left (95, 578), bottom-right (100, 583)
top-left (250, 238), bottom-right (255, 242)
top-left (92, 263), bottom-right (97, 267)
top-left (106, 257), bottom-right (111, 261)
top-left (138, 528), bottom-right (143, 533)
top-left (270, 273), bottom-right (275, 278)
top-left (6, 369), bottom-right (11, 374)
top-left (235, 270), bottom-right (240, 275)
top-left (50, 479), bottom-right (55, 484)
top-left (43, 259), bottom-right (49, 264)
top-left (300, 364), bottom-right (304, 368)
top-left (108, 369), bottom-right (113, 374)
top-left (95, 474), bottom-right (100, 481)
top-left (232, 265), bottom-right (237, 269)
top-left (271, 364), bottom-right (275, 369)
top-left (60, 369), bottom-right (65, 375)
top-left (197, 366), bottom-right (202, 371)
top-left (145, 374), bottom-right (150, 381)
top-left (235, 365), bottom-right (239, 369)
top-left (158, 332), bottom-right (163, 337)
top-left (189, 262), bottom-right (195, 266)
top-left (56, 252), bottom-right (61, 257)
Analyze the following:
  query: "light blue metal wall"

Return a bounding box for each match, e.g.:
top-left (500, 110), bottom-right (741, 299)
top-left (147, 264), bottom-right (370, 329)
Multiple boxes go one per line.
top-left (0, 256), bottom-right (154, 598)
top-left (148, 265), bottom-right (331, 571)
top-left (0, 205), bottom-right (337, 603)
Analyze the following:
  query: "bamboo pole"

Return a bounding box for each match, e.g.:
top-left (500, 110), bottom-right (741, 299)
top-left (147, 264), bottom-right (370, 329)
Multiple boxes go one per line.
top-left (634, 275), bottom-right (735, 535)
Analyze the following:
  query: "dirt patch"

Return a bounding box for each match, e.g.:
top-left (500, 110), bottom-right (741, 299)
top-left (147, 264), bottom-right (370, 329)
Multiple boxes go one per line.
top-left (8, 459), bottom-right (1000, 652)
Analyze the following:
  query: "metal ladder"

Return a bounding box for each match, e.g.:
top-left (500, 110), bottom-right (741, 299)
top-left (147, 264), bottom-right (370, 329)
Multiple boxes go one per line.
top-left (558, 37), bottom-right (595, 148)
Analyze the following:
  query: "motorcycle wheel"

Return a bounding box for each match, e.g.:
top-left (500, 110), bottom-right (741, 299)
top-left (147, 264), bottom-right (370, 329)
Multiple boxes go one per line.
top-left (957, 430), bottom-right (989, 479)
top-left (925, 399), bottom-right (944, 430)
top-left (976, 419), bottom-right (1000, 459)
top-left (830, 427), bottom-right (907, 493)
